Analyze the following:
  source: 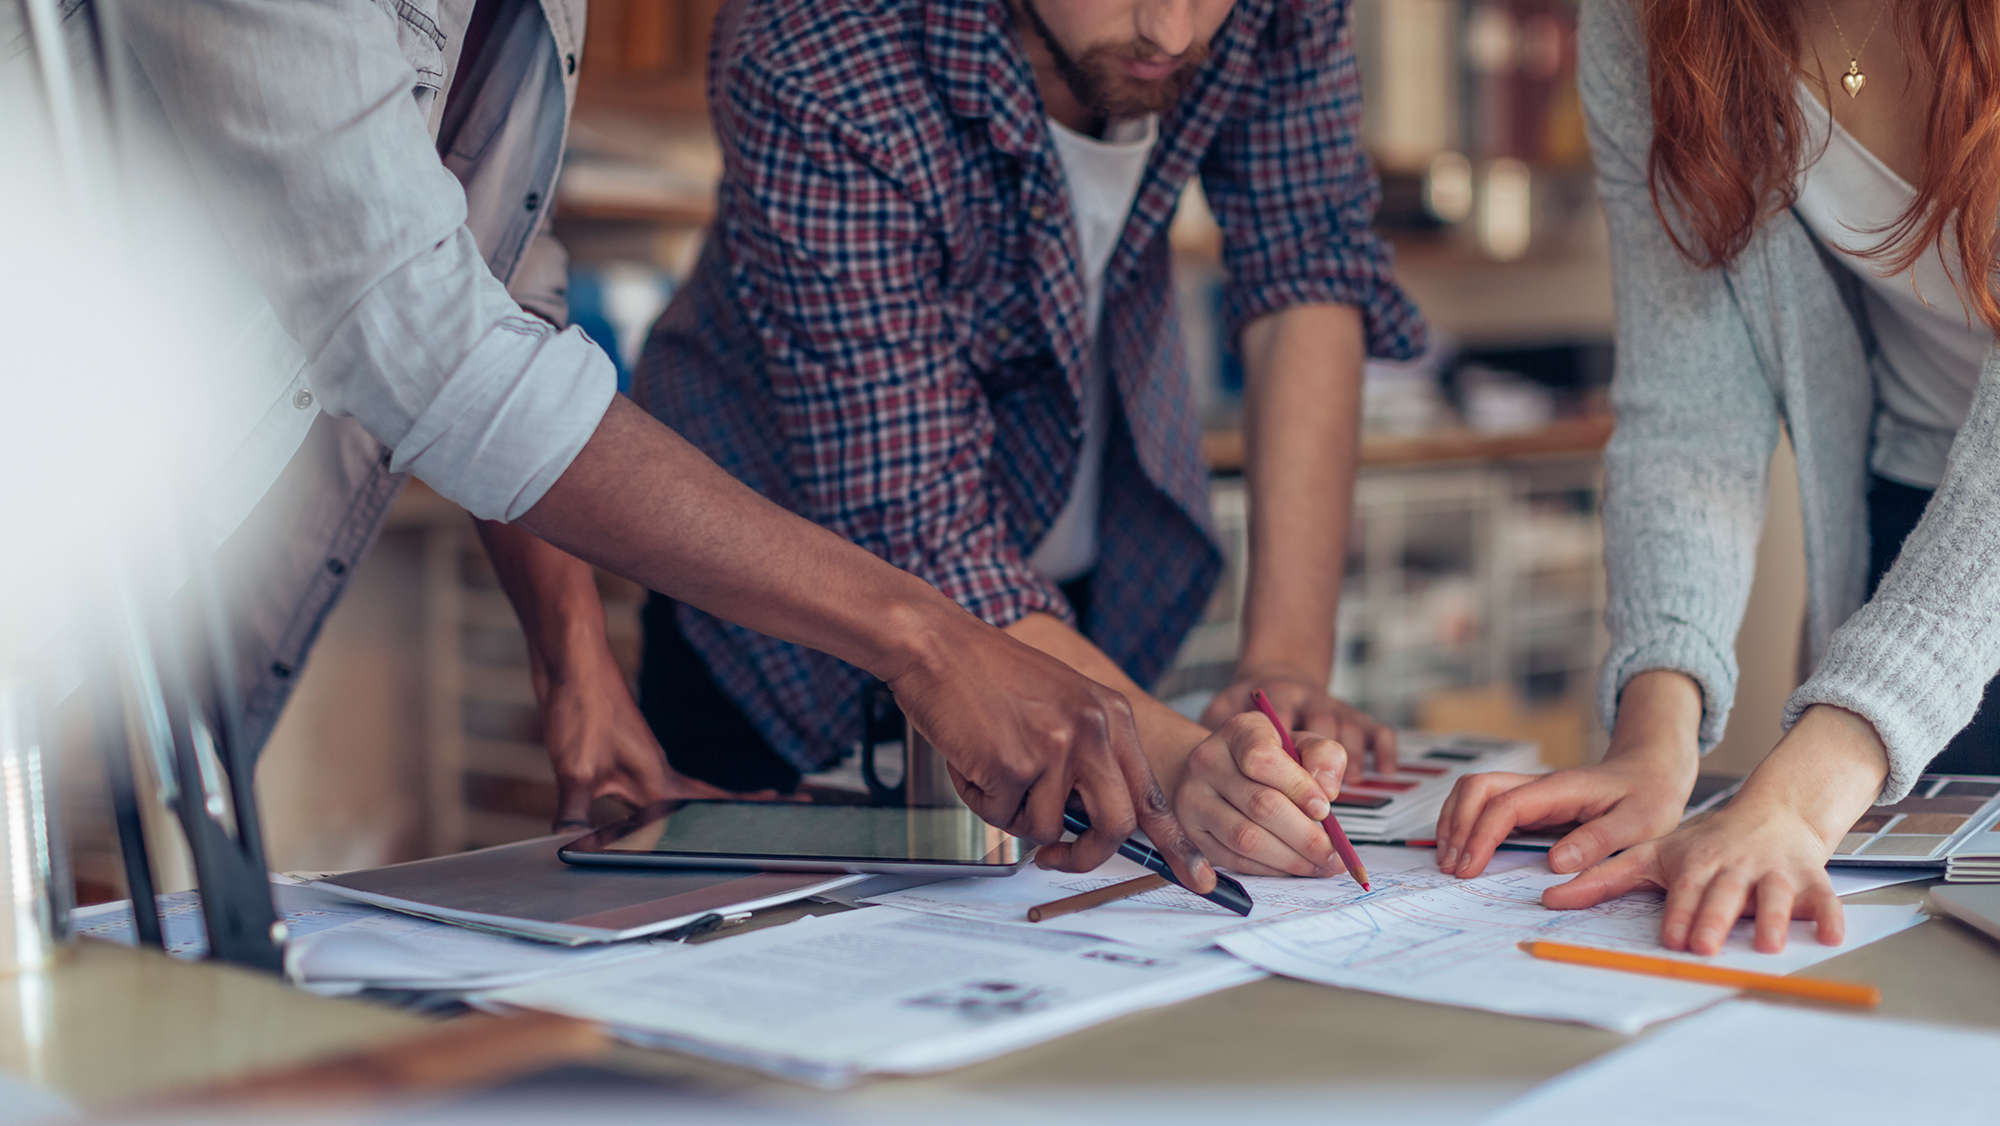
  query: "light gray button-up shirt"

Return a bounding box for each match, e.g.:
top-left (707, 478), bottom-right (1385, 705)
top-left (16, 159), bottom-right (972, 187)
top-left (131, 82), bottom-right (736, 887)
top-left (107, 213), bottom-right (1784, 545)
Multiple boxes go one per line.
top-left (12, 0), bottom-right (602, 755)
top-left (111, 0), bottom-right (609, 533)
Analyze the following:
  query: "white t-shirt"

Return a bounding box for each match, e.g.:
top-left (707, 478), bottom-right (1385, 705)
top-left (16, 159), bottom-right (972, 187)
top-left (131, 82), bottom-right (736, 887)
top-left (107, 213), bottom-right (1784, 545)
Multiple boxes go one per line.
top-left (1792, 83), bottom-right (1994, 490)
top-left (1028, 114), bottom-right (1158, 583)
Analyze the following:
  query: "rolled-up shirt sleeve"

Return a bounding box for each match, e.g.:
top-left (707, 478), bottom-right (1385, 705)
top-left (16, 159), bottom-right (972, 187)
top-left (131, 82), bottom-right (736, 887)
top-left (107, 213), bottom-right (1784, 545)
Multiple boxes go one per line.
top-left (1199, 0), bottom-right (1425, 359)
top-left (118, 0), bottom-right (612, 521)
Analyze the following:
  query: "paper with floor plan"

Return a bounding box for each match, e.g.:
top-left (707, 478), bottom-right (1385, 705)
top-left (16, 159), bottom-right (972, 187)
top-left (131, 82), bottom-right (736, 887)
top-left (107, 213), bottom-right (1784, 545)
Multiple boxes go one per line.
top-left (477, 906), bottom-right (1263, 1086)
top-left (863, 845), bottom-right (1544, 950)
top-left (1487, 1002), bottom-right (2000, 1125)
top-left (1217, 865), bottom-right (1925, 1033)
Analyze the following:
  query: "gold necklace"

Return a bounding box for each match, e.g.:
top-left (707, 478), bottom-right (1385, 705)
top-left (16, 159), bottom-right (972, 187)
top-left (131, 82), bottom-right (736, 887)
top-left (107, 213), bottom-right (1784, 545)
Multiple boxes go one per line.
top-left (1824, 0), bottom-right (1888, 98)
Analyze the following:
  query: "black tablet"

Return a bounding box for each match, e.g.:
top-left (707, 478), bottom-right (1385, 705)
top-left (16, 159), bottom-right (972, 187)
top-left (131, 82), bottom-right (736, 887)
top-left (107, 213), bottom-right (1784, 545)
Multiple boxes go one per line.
top-left (558, 800), bottom-right (1031, 877)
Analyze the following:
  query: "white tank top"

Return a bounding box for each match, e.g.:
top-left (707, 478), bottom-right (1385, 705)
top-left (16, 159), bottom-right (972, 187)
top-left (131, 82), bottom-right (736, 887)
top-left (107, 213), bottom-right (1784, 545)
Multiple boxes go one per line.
top-left (1791, 83), bottom-right (1993, 489)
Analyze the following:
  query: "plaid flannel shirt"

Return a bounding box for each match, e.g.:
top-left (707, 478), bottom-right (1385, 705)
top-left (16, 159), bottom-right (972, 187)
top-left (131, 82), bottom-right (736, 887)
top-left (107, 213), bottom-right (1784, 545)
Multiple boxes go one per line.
top-left (637, 0), bottom-right (1424, 768)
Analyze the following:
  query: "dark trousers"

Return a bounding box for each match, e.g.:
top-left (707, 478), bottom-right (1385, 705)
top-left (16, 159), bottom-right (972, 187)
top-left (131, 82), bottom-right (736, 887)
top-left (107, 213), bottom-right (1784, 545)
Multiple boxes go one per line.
top-left (638, 576), bottom-right (1096, 793)
top-left (1866, 475), bottom-right (1999, 774)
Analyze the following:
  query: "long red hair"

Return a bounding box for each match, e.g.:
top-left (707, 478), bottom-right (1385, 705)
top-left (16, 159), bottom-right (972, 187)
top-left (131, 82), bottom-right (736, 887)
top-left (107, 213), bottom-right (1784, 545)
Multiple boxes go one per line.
top-left (1643, 1), bottom-right (2000, 332)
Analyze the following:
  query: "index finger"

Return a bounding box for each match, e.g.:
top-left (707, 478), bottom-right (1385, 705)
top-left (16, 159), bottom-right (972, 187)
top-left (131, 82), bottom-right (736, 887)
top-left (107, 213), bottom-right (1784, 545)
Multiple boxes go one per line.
top-left (1542, 847), bottom-right (1656, 910)
top-left (1040, 735), bottom-right (1138, 875)
top-left (1109, 697), bottom-right (1217, 894)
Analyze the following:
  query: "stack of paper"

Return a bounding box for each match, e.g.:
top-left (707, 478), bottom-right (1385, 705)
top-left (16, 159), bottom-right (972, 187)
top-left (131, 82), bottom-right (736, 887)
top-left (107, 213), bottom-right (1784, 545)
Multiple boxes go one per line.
top-left (869, 847), bottom-right (1928, 1033)
top-left (72, 882), bottom-right (651, 994)
top-left (477, 907), bottom-right (1263, 1087)
top-left (1946, 827), bottom-right (2000, 882)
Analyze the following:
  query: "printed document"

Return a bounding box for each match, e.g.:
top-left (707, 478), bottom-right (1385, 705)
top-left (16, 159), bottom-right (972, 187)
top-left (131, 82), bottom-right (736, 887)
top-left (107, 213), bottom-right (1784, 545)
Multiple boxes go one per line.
top-left (1487, 1002), bottom-right (2000, 1124)
top-left (1216, 865), bottom-right (1924, 1032)
top-left (478, 906), bottom-right (1263, 1086)
top-left (864, 845), bottom-right (1543, 949)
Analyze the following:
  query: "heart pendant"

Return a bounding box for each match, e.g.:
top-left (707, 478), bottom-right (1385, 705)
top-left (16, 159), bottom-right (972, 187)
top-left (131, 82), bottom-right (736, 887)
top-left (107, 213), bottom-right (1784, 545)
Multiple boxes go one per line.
top-left (1842, 66), bottom-right (1866, 98)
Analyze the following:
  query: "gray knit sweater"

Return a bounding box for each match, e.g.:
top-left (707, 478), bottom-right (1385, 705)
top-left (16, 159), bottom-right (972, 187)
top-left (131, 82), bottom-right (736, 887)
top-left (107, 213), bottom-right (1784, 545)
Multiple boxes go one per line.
top-left (1583, 1), bottom-right (2000, 802)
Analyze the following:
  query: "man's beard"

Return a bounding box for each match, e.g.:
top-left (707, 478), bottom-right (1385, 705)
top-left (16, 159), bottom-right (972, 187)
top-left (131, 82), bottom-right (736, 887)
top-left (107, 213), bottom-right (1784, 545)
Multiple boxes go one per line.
top-left (1018, 0), bottom-right (1210, 120)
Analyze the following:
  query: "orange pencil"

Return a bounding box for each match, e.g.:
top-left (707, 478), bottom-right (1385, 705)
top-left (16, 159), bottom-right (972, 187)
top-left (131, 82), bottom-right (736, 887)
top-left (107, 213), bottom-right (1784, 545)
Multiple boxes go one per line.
top-left (1251, 690), bottom-right (1370, 891)
top-left (1519, 940), bottom-right (1881, 1008)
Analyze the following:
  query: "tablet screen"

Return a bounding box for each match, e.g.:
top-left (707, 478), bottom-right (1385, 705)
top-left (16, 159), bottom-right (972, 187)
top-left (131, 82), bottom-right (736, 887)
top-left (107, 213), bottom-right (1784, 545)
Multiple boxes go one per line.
top-left (568, 801), bottom-right (1027, 867)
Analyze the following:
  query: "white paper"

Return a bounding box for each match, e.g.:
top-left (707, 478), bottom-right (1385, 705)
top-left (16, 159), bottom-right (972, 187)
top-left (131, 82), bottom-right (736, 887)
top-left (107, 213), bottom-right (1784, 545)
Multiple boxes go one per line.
top-left (73, 883), bottom-right (649, 991)
top-left (1487, 1002), bottom-right (2000, 1125)
top-left (0, 1074), bottom-right (76, 1124)
top-left (1218, 864), bottom-right (1925, 1033)
top-left (865, 845), bottom-right (1544, 950)
top-left (1826, 866), bottom-right (1935, 896)
top-left (478, 906), bottom-right (1263, 1086)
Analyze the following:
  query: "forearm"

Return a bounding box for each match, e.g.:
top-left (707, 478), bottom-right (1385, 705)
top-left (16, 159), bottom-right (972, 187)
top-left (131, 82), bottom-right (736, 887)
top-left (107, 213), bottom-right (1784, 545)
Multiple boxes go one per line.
top-left (1004, 613), bottom-right (1207, 792)
top-left (1234, 304), bottom-right (1366, 683)
top-left (519, 396), bottom-right (962, 684)
top-left (471, 519), bottom-right (609, 682)
top-left (1606, 669), bottom-right (1704, 775)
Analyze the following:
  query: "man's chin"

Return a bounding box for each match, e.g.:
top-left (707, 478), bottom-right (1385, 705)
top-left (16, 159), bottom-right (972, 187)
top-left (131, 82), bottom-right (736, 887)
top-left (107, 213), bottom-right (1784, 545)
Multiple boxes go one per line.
top-left (1089, 77), bottom-right (1189, 120)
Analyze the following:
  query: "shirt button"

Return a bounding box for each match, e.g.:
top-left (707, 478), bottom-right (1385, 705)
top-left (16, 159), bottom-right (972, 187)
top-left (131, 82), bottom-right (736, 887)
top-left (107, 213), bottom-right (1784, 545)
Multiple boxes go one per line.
top-left (292, 388), bottom-right (314, 410)
top-left (995, 326), bottom-right (1012, 342)
top-left (565, 53), bottom-right (576, 75)
top-left (1029, 204), bottom-right (1046, 222)
top-left (325, 559), bottom-right (347, 578)
top-left (524, 191), bottom-right (542, 212)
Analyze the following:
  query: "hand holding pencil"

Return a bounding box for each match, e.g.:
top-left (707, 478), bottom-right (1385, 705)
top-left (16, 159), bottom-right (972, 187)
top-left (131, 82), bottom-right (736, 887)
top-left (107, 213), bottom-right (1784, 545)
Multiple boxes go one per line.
top-left (1252, 691), bottom-right (1371, 891)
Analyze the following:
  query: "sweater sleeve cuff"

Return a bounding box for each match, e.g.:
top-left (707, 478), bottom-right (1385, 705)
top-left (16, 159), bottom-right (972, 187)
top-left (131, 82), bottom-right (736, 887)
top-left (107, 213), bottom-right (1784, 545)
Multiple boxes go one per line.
top-left (1599, 619), bottom-right (1739, 755)
top-left (1784, 599), bottom-right (1988, 804)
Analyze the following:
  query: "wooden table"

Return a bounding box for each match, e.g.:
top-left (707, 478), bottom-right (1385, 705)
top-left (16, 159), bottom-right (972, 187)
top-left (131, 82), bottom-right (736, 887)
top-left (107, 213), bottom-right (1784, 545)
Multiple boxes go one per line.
top-left (4, 883), bottom-right (1996, 1116)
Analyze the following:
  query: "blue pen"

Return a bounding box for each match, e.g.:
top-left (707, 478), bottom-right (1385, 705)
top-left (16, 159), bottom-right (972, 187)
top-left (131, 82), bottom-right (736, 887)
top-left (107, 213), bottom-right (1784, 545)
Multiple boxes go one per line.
top-left (1061, 810), bottom-right (1254, 916)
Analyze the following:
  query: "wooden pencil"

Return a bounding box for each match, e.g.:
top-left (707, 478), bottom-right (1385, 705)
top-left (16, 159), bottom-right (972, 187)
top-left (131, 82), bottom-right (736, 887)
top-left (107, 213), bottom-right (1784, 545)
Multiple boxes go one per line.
top-left (1252, 691), bottom-right (1371, 890)
top-left (1027, 874), bottom-right (1169, 923)
top-left (1518, 940), bottom-right (1882, 1008)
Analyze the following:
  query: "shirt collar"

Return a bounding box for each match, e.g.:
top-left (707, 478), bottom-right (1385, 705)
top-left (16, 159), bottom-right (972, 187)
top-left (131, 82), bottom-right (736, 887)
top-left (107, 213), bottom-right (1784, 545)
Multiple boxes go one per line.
top-left (921, 0), bottom-right (1050, 158)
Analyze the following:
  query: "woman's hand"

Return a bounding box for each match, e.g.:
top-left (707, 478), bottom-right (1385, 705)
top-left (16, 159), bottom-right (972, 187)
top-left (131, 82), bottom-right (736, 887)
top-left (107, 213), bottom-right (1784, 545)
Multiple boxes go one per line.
top-left (1169, 713), bottom-right (1350, 877)
top-left (1434, 752), bottom-right (1695, 879)
top-left (1541, 703), bottom-right (1891, 954)
top-left (1434, 670), bottom-right (1702, 878)
top-left (1541, 798), bottom-right (1842, 954)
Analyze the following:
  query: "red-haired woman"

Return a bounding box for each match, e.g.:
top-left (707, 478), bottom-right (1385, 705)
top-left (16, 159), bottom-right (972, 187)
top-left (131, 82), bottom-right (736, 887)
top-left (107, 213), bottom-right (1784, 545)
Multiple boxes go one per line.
top-left (1434, 0), bottom-right (2000, 955)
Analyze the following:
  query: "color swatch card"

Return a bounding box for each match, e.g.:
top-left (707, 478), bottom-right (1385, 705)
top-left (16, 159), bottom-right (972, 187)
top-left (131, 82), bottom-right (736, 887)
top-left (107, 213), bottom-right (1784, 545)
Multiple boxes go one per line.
top-left (1333, 732), bottom-right (1541, 841)
top-left (1834, 775), bottom-right (2000, 866)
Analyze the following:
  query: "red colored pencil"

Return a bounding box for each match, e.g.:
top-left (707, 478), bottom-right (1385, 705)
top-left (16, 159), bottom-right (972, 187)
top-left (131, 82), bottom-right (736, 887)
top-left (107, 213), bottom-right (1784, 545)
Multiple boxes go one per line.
top-left (1250, 691), bottom-right (1371, 891)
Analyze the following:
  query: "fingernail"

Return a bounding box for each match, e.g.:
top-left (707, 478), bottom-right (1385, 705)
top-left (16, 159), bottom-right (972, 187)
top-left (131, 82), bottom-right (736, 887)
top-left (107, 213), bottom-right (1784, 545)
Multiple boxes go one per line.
top-left (1439, 846), bottom-right (1459, 872)
top-left (1550, 845), bottom-right (1577, 871)
top-left (1315, 770), bottom-right (1342, 797)
top-left (1306, 795), bottom-right (1331, 820)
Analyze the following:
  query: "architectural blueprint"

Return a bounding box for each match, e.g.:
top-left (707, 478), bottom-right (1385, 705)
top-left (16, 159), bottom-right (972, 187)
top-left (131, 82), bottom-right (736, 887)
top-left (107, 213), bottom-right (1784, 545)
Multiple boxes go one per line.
top-left (864, 845), bottom-right (1544, 950)
top-left (1216, 866), bottom-right (1924, 1032)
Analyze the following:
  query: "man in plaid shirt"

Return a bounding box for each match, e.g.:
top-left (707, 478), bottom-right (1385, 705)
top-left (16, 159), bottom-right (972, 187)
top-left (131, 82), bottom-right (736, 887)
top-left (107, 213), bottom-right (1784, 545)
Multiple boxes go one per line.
top-left (501, 0), bottom-right (1425, 876)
